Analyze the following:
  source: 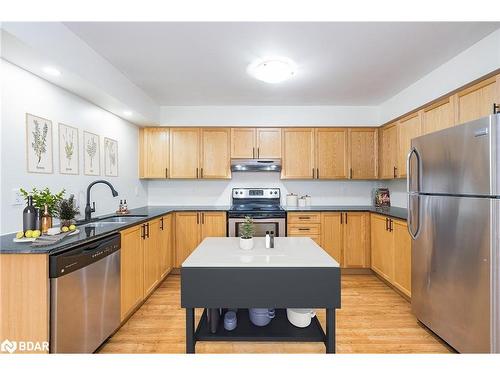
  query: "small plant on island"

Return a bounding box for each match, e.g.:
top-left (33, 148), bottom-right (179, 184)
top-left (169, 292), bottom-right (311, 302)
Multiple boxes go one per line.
top-left (240, 216), bottom-right (255, 239)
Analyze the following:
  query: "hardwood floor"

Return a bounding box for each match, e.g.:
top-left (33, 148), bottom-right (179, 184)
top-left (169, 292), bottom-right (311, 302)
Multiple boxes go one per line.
top-left (98, 274), bottom-right (452, 354)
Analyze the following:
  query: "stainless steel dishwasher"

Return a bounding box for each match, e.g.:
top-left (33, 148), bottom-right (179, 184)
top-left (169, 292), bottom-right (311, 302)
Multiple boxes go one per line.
top-left (50, 233), bottom-right (121, 353)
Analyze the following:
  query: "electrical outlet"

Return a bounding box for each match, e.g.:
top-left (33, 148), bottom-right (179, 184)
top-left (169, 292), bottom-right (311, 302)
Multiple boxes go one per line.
top-left (12, 188), bottom-right (24, 206)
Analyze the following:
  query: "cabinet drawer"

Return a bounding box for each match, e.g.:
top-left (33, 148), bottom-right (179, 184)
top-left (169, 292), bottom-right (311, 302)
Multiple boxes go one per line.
top-left (287, 223), bottom-right (321, 235)
top-left (287, 213), bottom-right (321, 224)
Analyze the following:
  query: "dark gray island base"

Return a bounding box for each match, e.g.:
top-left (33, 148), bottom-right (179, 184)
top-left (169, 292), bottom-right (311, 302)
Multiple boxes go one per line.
top-left (181, 266), bottom-right (341, 353)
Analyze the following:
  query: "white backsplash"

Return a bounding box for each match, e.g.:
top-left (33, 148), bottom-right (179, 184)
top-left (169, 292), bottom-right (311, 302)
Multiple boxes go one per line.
top-left (147, 172), bottom-right (387, 207)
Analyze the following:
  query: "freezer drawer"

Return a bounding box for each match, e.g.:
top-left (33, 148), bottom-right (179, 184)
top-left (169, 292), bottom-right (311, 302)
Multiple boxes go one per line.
top-left (411, 194), bottom-right (498, 353)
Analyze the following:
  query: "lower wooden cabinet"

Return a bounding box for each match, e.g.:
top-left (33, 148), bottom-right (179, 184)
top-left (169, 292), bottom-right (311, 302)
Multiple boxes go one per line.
top-left (370, 213), bottom-right (411, 297)
top-left (175, 211), bottom-right (227, 267)
top-left (287, 212), bottom-right (322, 245)
top-left (320, 212), bottom-right (370, 268)
top-left (159, 214), bottom-right (173, 279)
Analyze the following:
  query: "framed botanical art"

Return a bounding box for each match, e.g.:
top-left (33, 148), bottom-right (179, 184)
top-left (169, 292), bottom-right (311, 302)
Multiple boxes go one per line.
top-left (83, 131), bottom-right (100, 175)
top-left (58, 123), bottom-right (79, 175)
top-left (104, 137), bottom-right (118, 177)
top-left (26, 113), bottom-right (53, 174)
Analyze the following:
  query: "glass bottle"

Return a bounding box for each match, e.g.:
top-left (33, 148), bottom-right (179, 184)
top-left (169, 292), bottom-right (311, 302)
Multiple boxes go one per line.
top-left (41, 204), bottom-right (52, 234)
top-left (23, 195), bottom-right (37, 231)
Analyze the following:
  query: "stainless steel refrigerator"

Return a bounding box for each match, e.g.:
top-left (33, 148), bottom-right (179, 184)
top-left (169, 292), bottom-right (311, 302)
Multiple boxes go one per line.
top-left (408, 114), bottom-right (500, 353)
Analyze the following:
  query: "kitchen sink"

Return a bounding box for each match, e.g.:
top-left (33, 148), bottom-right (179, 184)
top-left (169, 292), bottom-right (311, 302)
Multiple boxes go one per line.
top-left (96, 215), bottom-right (146, 223)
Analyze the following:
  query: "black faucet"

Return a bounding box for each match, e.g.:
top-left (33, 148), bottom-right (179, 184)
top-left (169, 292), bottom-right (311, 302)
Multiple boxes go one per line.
top-left (84, 180), bottom-right (119, 221)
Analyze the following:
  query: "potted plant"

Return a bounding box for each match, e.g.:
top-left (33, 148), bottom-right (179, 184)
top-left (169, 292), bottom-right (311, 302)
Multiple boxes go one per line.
top-left (239, 216), bottom-right (255, 250)
top-left (20, 187), bottom-right (65, 230)
top-left (56, 195), bottom-right (80, 228)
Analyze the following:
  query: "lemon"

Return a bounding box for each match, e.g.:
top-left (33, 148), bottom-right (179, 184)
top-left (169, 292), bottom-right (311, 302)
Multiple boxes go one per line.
top-left (32, 230), bottom-right (41, 238)
top-left (61, 226), bottom-right (69, 233)
top-left (16, 231), bottom-right (24, 239)
top-left (25, 230), bottom-right (33, 238)
top-left (69, 224), bottom-right (76, 231)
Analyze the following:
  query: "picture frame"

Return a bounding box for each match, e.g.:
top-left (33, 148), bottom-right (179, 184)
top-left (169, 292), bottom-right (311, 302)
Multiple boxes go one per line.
top-left (104, 137), bottom-right (118, 177)
top-left (26, 113), bottom-right (53, 174)
top-left (83, 131), bottom-right (100, 176)
top-left (58, 123), bottom-right (79, 175)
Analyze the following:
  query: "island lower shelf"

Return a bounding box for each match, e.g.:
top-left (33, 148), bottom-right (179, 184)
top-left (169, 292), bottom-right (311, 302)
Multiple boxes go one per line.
top-left (195, 308), bottom-right (326, 342)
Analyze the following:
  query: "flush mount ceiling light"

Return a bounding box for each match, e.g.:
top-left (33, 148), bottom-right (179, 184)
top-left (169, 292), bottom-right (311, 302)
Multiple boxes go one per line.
top-left (42, 66), bottom-right (61, 76)
top-left (247, 57), bottom-right (297, 84)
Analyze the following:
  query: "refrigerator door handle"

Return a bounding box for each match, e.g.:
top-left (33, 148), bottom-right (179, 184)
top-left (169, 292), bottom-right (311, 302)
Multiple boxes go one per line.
top-left (407, 147), bottom-right (421, 239)
top-left (407, 147), bottom-right (420, 194)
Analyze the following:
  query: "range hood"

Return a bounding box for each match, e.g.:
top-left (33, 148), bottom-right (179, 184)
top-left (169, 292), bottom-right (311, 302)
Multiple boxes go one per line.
top-left (230, 158), bottom-right (282, 172)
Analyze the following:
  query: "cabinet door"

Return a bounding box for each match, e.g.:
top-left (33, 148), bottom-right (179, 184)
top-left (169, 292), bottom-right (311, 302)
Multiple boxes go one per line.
top-left (315, 128), bottom-right (348, 179)
top-left (281, 128), bottom-right (315, 179)
top-left (201, 212), bottom-right (227, 240)
top-left (143, 219), bottom-right (161, 296)
top-left (158, 215), bottom-right (173, 279)
top-left (139, 128), bottom-right (169, 178)
top-left (120, 225), bottom-right (144, 321)
top-left (174, 212), bottom-right (201, 267)
top-left (201, 128), bottom-right (231, 179)
top-left (320, 212), bottom-right (343, 265)
top-left (393, 219), bottom-right (411, 298)
top-left (455, 75), bottom-right (499, 124)
top-left (169, 128), bottom-right (200, 178)
top-left (231, 128), bottom-right (255, 158)
top-left (379, 123), bottom-right (398, 179)
top-left (370, 214), bottom-right (394, 280)
top-left (256, 128), bottom-right (281, 158)
top-left (343, 212), bottom-right (370, 268)
top-left (422, 97), bottom-right (455, 135)
top-left (348, 128), bottom-right (377, 179)
top-left (398, 113), bottom-right (421, 177)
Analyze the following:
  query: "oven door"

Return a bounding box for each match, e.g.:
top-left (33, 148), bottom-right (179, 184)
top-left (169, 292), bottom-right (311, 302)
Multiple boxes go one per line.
top-left (228, 217), bottom-right (285, 237)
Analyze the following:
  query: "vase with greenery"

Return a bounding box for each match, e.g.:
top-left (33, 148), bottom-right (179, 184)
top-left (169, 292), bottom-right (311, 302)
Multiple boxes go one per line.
top-left (56, 195), bottom-right (80, 228)
top-left (239, 216), bottom-right (255, 250)
top-left (20, 188), bottom-right (65, 229)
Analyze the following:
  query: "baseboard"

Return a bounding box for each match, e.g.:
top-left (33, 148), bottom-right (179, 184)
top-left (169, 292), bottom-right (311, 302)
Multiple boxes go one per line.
top-left (341, 268), bottom-right (373, 275)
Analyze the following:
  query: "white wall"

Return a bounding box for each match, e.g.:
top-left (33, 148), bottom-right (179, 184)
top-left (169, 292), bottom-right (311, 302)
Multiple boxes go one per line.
top-left (160, 105), bottom-right (380, 126)
top-left (148, 172), bottom-right (383, 207)
top-left (379, 29), bottom-right (500, 124)
top-left (0, 60), bottom-right (148, 234)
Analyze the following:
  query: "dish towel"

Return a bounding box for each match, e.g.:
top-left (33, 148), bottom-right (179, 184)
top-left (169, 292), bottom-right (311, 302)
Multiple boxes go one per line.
top-left (30, 232), bottom-right (70, 247)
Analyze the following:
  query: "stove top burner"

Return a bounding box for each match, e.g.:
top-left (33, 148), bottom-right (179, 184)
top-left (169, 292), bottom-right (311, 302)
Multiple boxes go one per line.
top-left (230, 203), bottom-right (284, 212)
top-left (229, 188), bottom-right (284, 218)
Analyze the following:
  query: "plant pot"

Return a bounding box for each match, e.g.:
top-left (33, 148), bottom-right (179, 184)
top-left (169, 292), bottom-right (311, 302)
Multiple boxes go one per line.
top-left (239, 237), bottom-right (254, 250)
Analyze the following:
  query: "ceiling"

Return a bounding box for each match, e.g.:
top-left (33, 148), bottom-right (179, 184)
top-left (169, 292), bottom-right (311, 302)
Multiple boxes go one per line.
top-left (65, 22), bottom-right (500, 106)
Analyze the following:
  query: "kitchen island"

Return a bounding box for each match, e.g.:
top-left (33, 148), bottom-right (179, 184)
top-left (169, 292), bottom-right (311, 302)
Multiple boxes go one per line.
top-left (181, 237), bottom-right (341, 353)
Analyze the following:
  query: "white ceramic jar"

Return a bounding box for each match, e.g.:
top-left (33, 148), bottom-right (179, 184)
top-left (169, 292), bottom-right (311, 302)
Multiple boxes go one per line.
top-left (239, 237), bottom-right (254, 250)
top-left (286, 193), bottom-right (298, 207)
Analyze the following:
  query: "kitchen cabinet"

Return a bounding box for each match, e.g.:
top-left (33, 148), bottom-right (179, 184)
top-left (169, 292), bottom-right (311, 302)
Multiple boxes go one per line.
top-left (421, 97), bottom-right (455, 135)
top-left (159, 214), bottom-right (173, 279)
top-left (398, 112), bottom-right (421, 177)
top-left (120, 224), bottom-right (145, 320)
top-left (139, 128), bottom-right (169, 178)
top-left (281, 128), bottom-right (315, 179)
top-left (370, 214), bottom-right (411, 298)
top-left (343, 212), bottom-right (370, 268)
top-left (315, 128), bottom-right (348, 179)
top-left (287, 212), bottom-right (321, 245)
top-left (201, 128), bottom-right (231, 179)
top-left (379, 123), bottom-right (399, 179)
top-left (230, 127), bottom-right (281, 159)
top-left (175, 211), bottom-right (227, 267)
top-left (348, 128), bottom-right (378, 179)
top-left (169, 128), bottom-right (200, 178)
top-left (455, 74), bottom-right (500, 124)
top-left (320, 212), bottom-right (343, 264)
top-left (143, 219), bottom-right (161, 296)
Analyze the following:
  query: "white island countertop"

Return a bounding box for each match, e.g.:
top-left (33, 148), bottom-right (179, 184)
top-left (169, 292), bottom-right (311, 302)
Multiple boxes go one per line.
top-left (182, 237), bottom-right (340, 268)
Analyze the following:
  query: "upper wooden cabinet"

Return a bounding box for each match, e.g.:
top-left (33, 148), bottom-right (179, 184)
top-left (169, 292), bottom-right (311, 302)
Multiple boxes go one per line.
top-left (230, 127), bottom-right (281, 159)
top-left (379, 123), bottom-right (399, 179)
top-left (169, 128), bottom-right (230, 179)
top-left (281, 128), bottom-right (315, 179)
top-left (455, 75), bottom-right (500, 124)
top-left (315, 128), bottom-right (348, 179)
top-left (348, 128), bottom-right (378, 179)
top-left (139, 128), bottom-right (169, 179)
top-left (398, 112), bottom-right (421, 178)
top-left (421, 97), bottom-right (455, 135)
top-left (169, 128), bottom-right (200, 179)
top-left (201, 128), bottom-right (231, 179)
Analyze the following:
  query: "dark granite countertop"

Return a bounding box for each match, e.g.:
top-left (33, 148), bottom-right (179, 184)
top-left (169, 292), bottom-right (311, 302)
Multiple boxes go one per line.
top-left (0, 204), bottom-right (405, 254)
top-left (0, 205), bottom-right (230, 255)
top-left (284, 205), bottom-right (407, 220)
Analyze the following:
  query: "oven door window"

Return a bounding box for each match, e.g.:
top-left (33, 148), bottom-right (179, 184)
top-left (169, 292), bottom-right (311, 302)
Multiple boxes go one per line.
top-left (235, 221), bottom-right (280, 237)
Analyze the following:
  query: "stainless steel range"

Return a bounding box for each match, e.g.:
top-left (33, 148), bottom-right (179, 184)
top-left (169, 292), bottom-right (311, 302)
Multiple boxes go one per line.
top-left (228, 188), bottom-right (286, 237)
